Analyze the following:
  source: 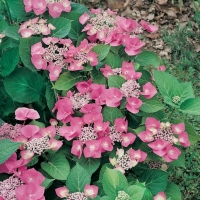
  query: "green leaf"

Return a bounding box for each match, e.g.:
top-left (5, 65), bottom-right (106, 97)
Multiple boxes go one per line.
top-left (27, 156), bottom-right (39, 167)
top-left (140, 96), bottom-right (164, 113)
top-left (93, 45), bottom-right (111, 61)
top-left (105, 52), bottom-right (122, 68)
top-left (0, 20), bottom-right (9, 32)
top-left (185, 122), bottom-right (199, 145)
top-left (53, 71), bottom-right (83, 91)
top-left (0, 139), bottom-right (21, 164)
top-left (3, 97), bottom-right (22, 116)
top-left (4, 68), bottom-right (45, 103)
top-left (135, 51), bottom-right (160, 68)
top-left (102, 107), bottom-right (124, 125)
top-left (170, 151), bottom-right (185, 168)
top-left (180, 98), bottom-right (200, 115)
top-left (29, 120), bottom-right (45, 128)
top-left (165, 182), bottom-right (181, 200)
top-left (41, 153), bottom-right (70, 181)
top-left (127, 112), bottom-right (142, 129)
top-left (66, 163), bottom-right (91, 192)
top-left (46, 82), bottom-right (56, 113)
top-left (74, 156), bottom-right (100, 176)
top-left (61, 12), bottom-right (84, 40)
top-left (19, 37), bottom-right (41, 71)
top-left (42, 178), bottom-right (55, 189)
top-left (48, 17), bottom-right (71, 38)
top-left (98, 163), bottom-right (113, 183)
top-left (0, 47), bottom-right (19, 76)
top-left (102, 168), bottom-right (128, 198)
top-left (138, 169), bottom-right (168, 195)
top-left (3, 25), bottom-right (20, 40)
top-left (138, 70), bottom-right (151, 85)
top-left (100, 196), bottom-right (113, 200)
top-left (108, 75), bottom-right (126, 89)
top-left (71, 2), bottom-right (89, 14)
top-left (91, 69), bottom-right (107, 85)
top-left (127, 185), bottom-right (146, 200)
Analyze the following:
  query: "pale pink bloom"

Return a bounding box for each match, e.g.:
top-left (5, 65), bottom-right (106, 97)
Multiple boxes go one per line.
top-left (100, 64), bottom-right (114, 78)
top-left (114, 117), bottom-right (128, 133)
top-left (116, 148), bottom-right (124, 158)
top-left (59, 125), bottom-right (81, 141)
top-left (14, 135), bottom-right (28, 146)
top-left (84, 184), bottom-right (98, 198)
top-left (115, 165), bottom-right (125, 174)
top-left (100, 136), bottom-right (113, 152)
top-left (178, 131), bottom-right (189, 146)
top-left (21, 125), bottom-right (39, 138)
top-left (105, 8), bottom-right (117, 15)
top-left (126, 97), bottom-right (142, 114)
top-left (141, 20), bottom-right (158, 33)
top-left (31, 54), bottom-right (47, 70)
top-left (70, 117), bottom-right (84, 127)
top-left (40, 25), bottom-right (50, 35)
top-left (16, 183), bottom-right (45, 200)
top-left (71, 140), bottom-right (83, 158)
top-left (128, 149), bottom-right (147, 162)
top-left (20, 150), bottom-right (34, 160)
top-left (148, 139), bottom-right (169, 151)
top-left (108, 32), bottom-right (123, 46)
top-left (15, 107), bottom-right (40, 120)
top-left (157, 65), bottom-right (166, 71)
top-left (55, 186), bottom-right (69, 198)
top-left (154, 192), bottom-right (166, 200)
top-left (47, 62), bottom-right (62, 81)
top-left (21, 168), bottom-right (45, 185)
top-left (105, 88), bottom-right (123, 107)
top-left (145, 117), bottom-right (160, 134)
top-left (140, 82), bottom-right (157, 99)
top-left (79, 12), bottom-right (90, 25)
top-left (172, 123), bottom-right (185, 134)
top-left (89, 84), bottom-right (106, 105)
top-left (121, 133), bottom-right (136, 147)
top-left (96, 29), bottom-right (107, 41)
top-left (21, 29), bottom-right (34, 38)
top-left (80, 103), bottom-right (102, 114)
top-left (109, 157), bottom-right (117, 166)
top-left (68, 60), bottom-right (84, 71)
top-left (49, 118), bottom-right (58, 126)
top-left (42, 37), bottom-right (59, 45)
top-left (24, 0), bottom-right (33, 12)
top-left (117, 16), bottom-right (139, 32)
top-left (31, 42), bottom-right (45, 56)
top-left (90, 8), bottom-right (101, 14)
top-left (62, 0), bottom-right (71, 12)
top-left (94, 120), bottom-right (110, 133)
top-left (49, 138), bottom-right (63, 150)
top-left (39, 126), bottom-right (56, 138)
top-left (83, 140), bottom-right (101, 158)
top-left (76, 80), bottom-right (91, 94)
top-left (163, 144), bottom-right (181, 162)
top-left (83, 113), bottom-right (103, 124)
top-left (48, 2), bottom-right (64, 18)
top-left (138, 131), bottom-right (154, 142)
top-left (48, 23), bottom-right (56, 30)
top-left (32, 0), bottom-right (47, 15)
top-left (87, 51), bottom-right (98, 66)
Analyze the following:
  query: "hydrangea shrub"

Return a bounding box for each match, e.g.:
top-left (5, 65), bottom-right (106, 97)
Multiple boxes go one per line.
top-left (0, 0), bottom-right (199, 200)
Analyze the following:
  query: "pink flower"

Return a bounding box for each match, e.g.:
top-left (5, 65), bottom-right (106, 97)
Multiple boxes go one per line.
top-left (55, 186), bottom-right (69, 198)
top-left (21, 125), bottom-right (39, 138)
top-left (32, 0), bottom-right (47, 15)
top-left (79, 12), bottom-right (90, 25)
top-left (117, 16), bottom-right (139, 32)
top-left (21, 168), bottom-right (45, 185)
top-left (15, 107), bottom-right (40, 121)
top-left (126, 97), bottom-right (142, 114)
top-left (157, 65), bottom-right (166, 71)
top-left (15, 183), bottom-right (45, 200)
top-left (163, 144), bottom-right (181, 162)
top-left (141, 20), bottom-right (158, 33)
top-left (76, 80), bottom-right (91, 94)
top-left (140, 82), bottom-right (157, 99)
top-left (89, 84), bottom-right (106, 105)
top-left (39, 126), bottom-right (56, 138)
top-left (49, 138), bottom-right (63, 150)
top-left (48, 2), bottom-right (64, 18)
top-left (31, 42), bottom-right (45, 56)
top-left (62, 0), bottom-right (71, 12)
top-left (94, 120), bottom-right (110, 133)
top-left (47, 62), bottom-right (62, 81)
top-left (71, 140), bottom-right (83, 158)
top-left (138, 131), bottom-right (154, 142)
top-left (171, 123), bottom-right (185, 134)
top-left (128, 149), bottom-right (147, 162)
top-left (87, 51), bottom-right (98, 66)
top-left (80, 103), bottom-right (102, 114)
top-left (31, 54), bottom-right (47, 70)
top-left (59, 125), bottom-right (81, 141)
top-left (121, 133), bottom-right (136, 147)
top-left (84, 184), bottom-right (98, 198)
top-left (114, 117), bottom-right (128, 133)
top-left (83, 113), bottom-right (103, 124)
top-left (154, 192), bottom-right (166, 200)
top-left (145, 117), bottom-right (160, 134)
top-left (105, 88), bottom-right (123, 107)
top-left (100, 64), bottom-right (114, 78)
top-left (100, 136), bottom-right (113, 152)
top-left (178, 131), bottom-right (190, 147)
top-left (20, 150), bottom-right (34, 160)
top-left (83, 140), bottom-right (101, 158)
top-left (21, 29), bottom-right (34, 38)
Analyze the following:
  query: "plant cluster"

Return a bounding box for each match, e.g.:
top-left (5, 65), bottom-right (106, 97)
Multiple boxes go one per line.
top-left (0, 0), bottom-right (199, 200)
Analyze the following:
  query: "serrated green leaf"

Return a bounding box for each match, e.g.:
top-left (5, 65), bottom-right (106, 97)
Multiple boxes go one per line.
top-left (140, 96), bottom-right (164, 113)
top-left (165, 182), bottom-right (181, 200)
top-left (41, 154), bottom-right (70, 181)
top-left (93, 45), bottom-right (111, 61)
top-left (53, 71), bottom-right (83, 91)
top-left (102, 168), bottom-right (128, 198)
top-left (135, 51), bottom-right (160, 68)
top-left (66, 163), bottom-right (91, 192)
top-left (0, 47), bottom-right (19, 76)
top-left (0, 139), bottom-right (21, 164)
top-left (4, 68), bottom-right (45, 103)
top-left (102, 107), bottom-right (124, 125)
top-left (127, 185), bottom-right (146, 200)
top-left (19, 37), bottom-right (41, 71)
top-left (105, 52), bottom-right (122, 68)
top-left (180, 98), bottom-right (200, 115)
top-left (138, 169), bottom-right (168, 195)
top-left (48, 17), bottom-right (71, 38)
top-left (108, 75), bottom-right (126, 88)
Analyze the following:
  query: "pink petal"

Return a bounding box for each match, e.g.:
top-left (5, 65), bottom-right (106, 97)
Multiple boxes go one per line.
top-left (79, 12), bottom-right (90, 25)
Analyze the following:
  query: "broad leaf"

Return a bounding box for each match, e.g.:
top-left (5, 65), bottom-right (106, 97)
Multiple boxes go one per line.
top-left (42, 178), bottom-right (55, 189)
top-left (180, 98), bottom-right (200, 115)
top-left (53, 71), bottom-right (83, 91)
top-left (66, 163), bottom-right (91, 192)
top-left (165, 182), bottom-right (181, 200)
top-left (48, 17), bottom-right (71, 38)
top-left (105, 52), bottom-right (122, 68)
top-left (0, 47), bottom-right (19, 76)
top-left (170, 152), bottom-right (185, 168)
top-left (185, 122), bottom-right (199, 145)
top-left (3, 25), bottom-right (20, 40)
top-left (108, 75), bottom-right (126, 88)
top-left (93, 44), bottom-right (111, 61)
top-left (41, 153), bottom-right (70, 181)
top-left (135, 51), bottom-right (160, 68)
top-left (127, 185), bottom-right (146, 200)
top-left (102, 168), bottom-right (128, 198)
top-left (19, 37), bottom-right (41, 71)
top-left (102, 107), bottom-right (124, 125)
top-left (91, 69), bottom-right (107, 85)
top-left (0, 139), bottom-right (21, 164)
top-left (4, 68), bottom-right (45, 103)
top-left (138, 169), bottom-right (168, 195)
top-left (71, 2), bottom-right (89, 14)
top-left (138, 70), bottom-right (151, 85)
